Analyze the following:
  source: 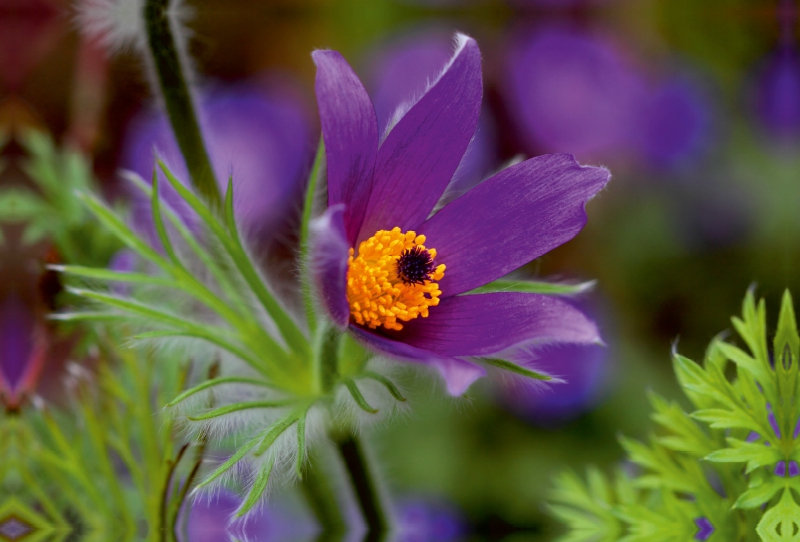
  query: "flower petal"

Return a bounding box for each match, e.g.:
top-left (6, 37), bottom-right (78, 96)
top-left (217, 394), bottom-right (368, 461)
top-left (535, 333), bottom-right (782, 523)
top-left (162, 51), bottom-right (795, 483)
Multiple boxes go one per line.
top-left (399, 292), bottom-right (601, 357)
top-left (418, 153), bottom-right (610, 296)
top-left (313, 50), bottom-right (379, 245)
top-left (309, 205), bottom-right (350, 328)
top-left (358, 34), bottom-right (483, 241)
top-left (349, 326), bottom-right (485, 395)
top-left (431, 357), bottom-right (486, 396)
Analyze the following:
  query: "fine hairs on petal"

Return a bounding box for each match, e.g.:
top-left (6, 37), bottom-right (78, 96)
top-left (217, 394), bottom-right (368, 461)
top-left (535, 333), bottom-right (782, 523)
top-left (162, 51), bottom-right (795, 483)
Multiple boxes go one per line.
top-left (382, 32), bottom-right (475, 140)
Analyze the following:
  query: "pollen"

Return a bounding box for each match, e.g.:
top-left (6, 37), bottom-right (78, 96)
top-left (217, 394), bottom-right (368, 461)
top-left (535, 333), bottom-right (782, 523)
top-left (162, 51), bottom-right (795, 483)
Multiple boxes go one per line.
top-left (346, 228), bottom-right (446, 331)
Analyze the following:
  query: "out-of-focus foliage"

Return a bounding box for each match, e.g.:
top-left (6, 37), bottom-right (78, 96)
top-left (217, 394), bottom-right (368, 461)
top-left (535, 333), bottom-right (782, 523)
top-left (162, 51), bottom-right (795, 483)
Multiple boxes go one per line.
top-left (0, 131), bottom-right (120, 264)
top-left (2, 331), bottom-right (189, 540)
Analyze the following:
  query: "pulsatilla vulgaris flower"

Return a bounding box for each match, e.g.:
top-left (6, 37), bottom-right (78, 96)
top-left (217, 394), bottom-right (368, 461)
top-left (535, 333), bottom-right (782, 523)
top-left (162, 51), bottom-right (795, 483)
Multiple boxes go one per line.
top-left (310, 34), bottom-right (611, 395)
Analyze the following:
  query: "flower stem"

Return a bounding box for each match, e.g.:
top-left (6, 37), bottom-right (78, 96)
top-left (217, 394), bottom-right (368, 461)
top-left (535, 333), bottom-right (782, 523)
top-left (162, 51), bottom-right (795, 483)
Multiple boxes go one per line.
top-left (143, 0), bottom-right (220, 209)
top-left (338, 434), bottom-right (392, 538)
top-left (301, 452), bottom-right (347, 535)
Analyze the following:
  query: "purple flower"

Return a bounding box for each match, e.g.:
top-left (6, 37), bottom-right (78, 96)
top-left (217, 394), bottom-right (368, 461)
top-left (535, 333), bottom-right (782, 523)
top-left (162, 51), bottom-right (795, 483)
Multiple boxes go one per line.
top-left (635, 76), bottom-right (712, 171)
top-left (506, 26), bottom-right (712, 170)
top-left (395, 496), bottom-right (467, 542)
top-left (181, 488), bottom-right (315, 542)
top-left (0, 295), bottom-right (35, 392)
top-left (505, 26), bottom-right (643, 160)
top-left (120, 80), bottom-right (312, 237)
top-left (368, 30), bottom-right (495, 204)
top-left (309, 35), bottom-right (609, 395)
top-left (753, 47), bottom-right (800, 140)
top-left (0, 294), bottom-right (46, 407)
top-left (498, 340), bottom-right (608, 426)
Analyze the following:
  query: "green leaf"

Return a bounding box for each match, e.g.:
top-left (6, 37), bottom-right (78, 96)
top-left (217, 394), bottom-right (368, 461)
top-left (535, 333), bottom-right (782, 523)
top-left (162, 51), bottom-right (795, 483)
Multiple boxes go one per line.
top-left (150, 168), bottom-right (179, 263)
top-left (78, 191), bottom-right (164, 265)
top-left (705, 438), bottom-right (781, 473)
top-left (54, 265), bottom-right (175, 287)
top-left (691, 408), bottom-right (762, 433)
top-left (344, 379), bottom-right (378, 413)
top-left (480, 357), bottom-right (553, 381)
top-left (196, 434), bottom-right (262, 490)
top-left (188, 400), bottom-right (297, 421)
top-left (236, 456), bottom-right (275, 517)
top-left (364, 372), bottom-right (407, 402)
top-left (466, 279), bottom-right (596, 296)
top-left (756, 488), bottom-right (800, 540)
top-left (734, 478), bottom-right (784, 509)
top-left (166, 377), bottom-right (275, 407)
top-left (159, 160), bottom-right (309, 360)
top-left (295, 409), bottom-right (307, 480)
top-left (65, 287), bottom-right (264, 371)
top-left (254, 412), bottom-right (302, 455)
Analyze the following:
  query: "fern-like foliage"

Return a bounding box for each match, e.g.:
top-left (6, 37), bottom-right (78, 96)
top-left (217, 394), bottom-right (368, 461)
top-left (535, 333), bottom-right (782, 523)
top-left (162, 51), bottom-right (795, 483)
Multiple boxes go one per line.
top-left (0, 131), bottom-right (121, 264)
top-left (2, 331), bottom-right (187, 540)
top-left (551, 289), bottom-right (800, 542)
top-left (51, 157), bottom-right (413, 517)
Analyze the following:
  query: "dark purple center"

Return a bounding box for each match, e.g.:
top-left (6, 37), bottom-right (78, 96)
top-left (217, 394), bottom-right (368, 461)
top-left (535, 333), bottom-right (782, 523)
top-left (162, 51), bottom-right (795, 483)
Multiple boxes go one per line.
top-left (397, 246), bottom-right (436, 285)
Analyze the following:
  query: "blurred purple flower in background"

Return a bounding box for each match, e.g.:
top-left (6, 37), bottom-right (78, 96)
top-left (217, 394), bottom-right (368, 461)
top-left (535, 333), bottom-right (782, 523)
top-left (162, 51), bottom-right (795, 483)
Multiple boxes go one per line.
top-left (0, 295), bottom-right (35, 394)
top-left (181, 488), bottom-right (315, 542)
top-left (506, 25), bottom-right (713, 171)
top-left (635, 76), bottom-right (712, 171)
top-left (505, 26), bottom-right (642, 160)
top-left (498, 342), bottom-right (608, 426)
top-left (494, 299), bottom-right (609, 426)
top-left (368, 30), bottom-right (496, 201)
top-left (394, 495), bottom-right (467, 542)
top-left (753, 47), bottom-right (800, 141)
top-left (120, 79), bottom-right (312, 238)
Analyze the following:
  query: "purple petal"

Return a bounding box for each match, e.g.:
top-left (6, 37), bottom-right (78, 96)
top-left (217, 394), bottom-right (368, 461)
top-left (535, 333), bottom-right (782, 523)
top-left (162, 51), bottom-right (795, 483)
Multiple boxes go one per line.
top-left (790, 461), bottom-right (800, 478)
top-left (358, 34), bottom-right (482, 241)
top-left (398, 293), bottom-right (600, 357)
top-left (694, 517), bottom-right (715, 541)
top-left (0, 295), bottom-right (35, 390)
top-left (349, 326), bottom-right (485, 395)
top-left (313, 50), bottom-right (379, 245)
top-left (418, 153), bottom-right (609, 296)
top-left (309, 205), bottom-right (351, 328)
top-left (774, 461), bottom-right (787, 477)
top-left (767, 402), bottom-right (782, 439)
top-left (431, 357), bottom-right (487, 396)
top-left (368, 31), bottom-right (496, 203)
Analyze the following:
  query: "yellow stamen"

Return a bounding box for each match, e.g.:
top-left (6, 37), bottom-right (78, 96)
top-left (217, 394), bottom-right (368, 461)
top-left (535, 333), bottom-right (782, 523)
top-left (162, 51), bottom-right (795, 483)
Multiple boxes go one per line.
top-left (346, 227), bottom-right (446, 331)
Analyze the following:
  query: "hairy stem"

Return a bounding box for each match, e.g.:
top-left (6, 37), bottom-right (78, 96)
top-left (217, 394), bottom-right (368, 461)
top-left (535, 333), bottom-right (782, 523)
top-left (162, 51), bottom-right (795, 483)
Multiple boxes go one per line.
top-left (301, 452), bottom-right (348, 535)
top-left (143, 0), bottom-right (220, 209)
top-left (338, 434), bottom-right (392, 539)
